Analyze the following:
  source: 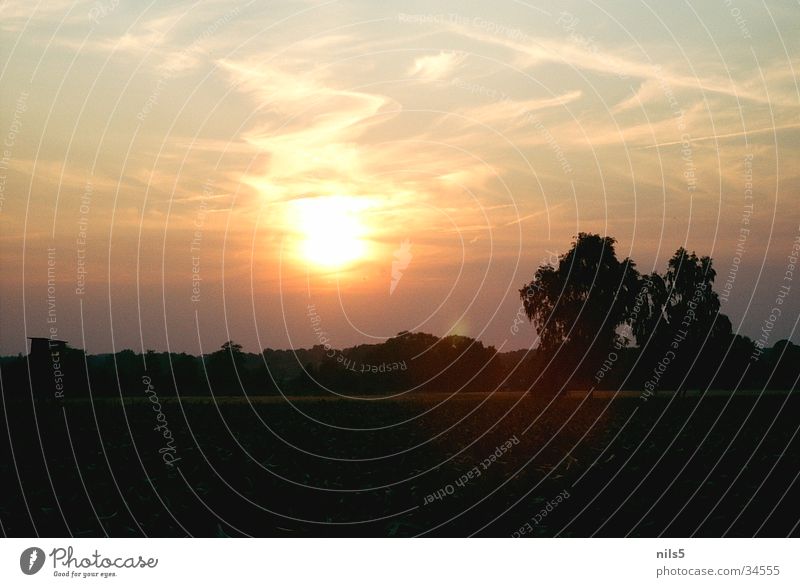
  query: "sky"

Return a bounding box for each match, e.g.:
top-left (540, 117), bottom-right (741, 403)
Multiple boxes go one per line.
top-left (1, 0), bottom-right (798, 355)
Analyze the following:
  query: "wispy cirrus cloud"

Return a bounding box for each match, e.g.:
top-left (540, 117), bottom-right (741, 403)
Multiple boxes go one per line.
top-left (457, 90), bottom-right (582, 130)
top-left (217, 58), bottom-right (398, 199)
top-left (445, 21), bottom-right (794, 108)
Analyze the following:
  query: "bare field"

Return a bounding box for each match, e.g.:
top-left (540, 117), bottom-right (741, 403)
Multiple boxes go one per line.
top-left (2, 393), bottom-right (798, 536)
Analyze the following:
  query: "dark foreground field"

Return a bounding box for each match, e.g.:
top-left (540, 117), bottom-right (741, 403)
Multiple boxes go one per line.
top-left (1, 391), bottom-right (798, 537)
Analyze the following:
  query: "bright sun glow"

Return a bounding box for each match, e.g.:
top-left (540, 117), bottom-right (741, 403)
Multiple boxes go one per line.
top-left (288, 196), bottom-right (371, 270)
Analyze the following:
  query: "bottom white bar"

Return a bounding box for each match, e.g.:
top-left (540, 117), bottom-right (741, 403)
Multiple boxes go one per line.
top-left (1, 538), bottom-right (796, 586)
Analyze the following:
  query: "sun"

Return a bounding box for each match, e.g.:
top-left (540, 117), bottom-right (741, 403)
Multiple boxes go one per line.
top-left (288, 196), bottom-right (371, 270)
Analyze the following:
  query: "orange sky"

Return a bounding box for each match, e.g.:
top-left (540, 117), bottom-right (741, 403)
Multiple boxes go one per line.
top-left (1, 0), bottom-right (799, 354)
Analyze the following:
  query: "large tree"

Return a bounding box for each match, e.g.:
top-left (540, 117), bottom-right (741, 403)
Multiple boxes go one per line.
top-left (632, 248), bottom-right (728, 346)
top-left (519, 233), bottom-right (640, 370)
top-left (630, 247), bottom-right (731, 392)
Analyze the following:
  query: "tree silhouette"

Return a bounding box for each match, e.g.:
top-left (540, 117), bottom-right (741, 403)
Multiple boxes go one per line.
top-left (664, 249), bottom-right (723, 335)
top-left (207, 340), bottom-right (247, 394)
top-left (220, 340), bottom-right (244, 356)
top-left (519, 233), bottom-right (640, 388)
top-left (631, 248), bottom-right (730, 394)
top-left (630, 271), bottom-right (668, 348)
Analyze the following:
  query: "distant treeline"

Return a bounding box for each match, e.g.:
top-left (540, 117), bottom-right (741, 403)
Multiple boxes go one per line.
top-left (1, 330), bottom-right (798, 400)
top-left (3, 232), bottom-right (798, 399)
top-left (2, 334), bottom-right (507, 399)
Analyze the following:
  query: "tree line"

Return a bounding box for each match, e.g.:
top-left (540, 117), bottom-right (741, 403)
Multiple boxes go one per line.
top-left (2, 232), bottom-right (797, 399)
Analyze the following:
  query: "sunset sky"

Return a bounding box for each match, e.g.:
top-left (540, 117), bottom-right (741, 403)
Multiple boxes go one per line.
top-left (1, 0), bottom-right (798, 355)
